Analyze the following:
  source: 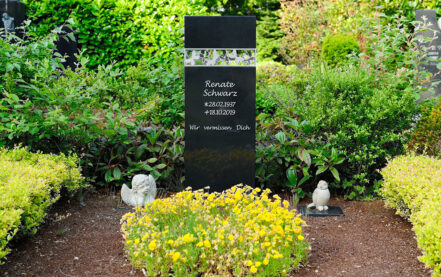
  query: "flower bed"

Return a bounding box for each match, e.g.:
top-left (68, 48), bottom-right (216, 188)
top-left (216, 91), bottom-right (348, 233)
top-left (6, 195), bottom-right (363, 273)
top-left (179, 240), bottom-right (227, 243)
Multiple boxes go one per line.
top-left (381, 154), bottom-right (441, 276)
top-left (0, 147), bottom-right (85, 262)
top-left (121, 185), bottom-right (309, 276)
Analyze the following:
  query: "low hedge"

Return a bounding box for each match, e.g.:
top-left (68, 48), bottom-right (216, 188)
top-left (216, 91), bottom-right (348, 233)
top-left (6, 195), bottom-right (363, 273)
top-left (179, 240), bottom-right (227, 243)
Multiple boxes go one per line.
top-left (0, 147), bottom-right (85, 262)
top-left (381, 154), bottom-right (441, 276)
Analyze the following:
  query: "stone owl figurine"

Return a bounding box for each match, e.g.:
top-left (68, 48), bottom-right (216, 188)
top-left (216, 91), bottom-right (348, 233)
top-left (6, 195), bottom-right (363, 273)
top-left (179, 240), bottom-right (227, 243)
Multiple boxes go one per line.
top-left (121, 174), bottom-right (157, 207)
top-left (307, 180), bottom-right (330, 211)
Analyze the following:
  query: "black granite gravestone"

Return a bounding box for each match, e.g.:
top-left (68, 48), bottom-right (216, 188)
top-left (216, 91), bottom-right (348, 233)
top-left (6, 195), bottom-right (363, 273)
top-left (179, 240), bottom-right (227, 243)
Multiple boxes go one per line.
top-left (184, 16), bottom-right (256, 192)
top-left (55, 25), bottom-right (79, 70)
top-left (415, 9), bottom-right (441, 100)
top-left (0, 0), bottom-right (25, 37)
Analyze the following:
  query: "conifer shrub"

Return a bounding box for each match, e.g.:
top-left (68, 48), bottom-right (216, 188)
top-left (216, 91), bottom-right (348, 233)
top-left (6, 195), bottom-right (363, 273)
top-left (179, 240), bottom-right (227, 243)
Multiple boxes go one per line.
top-left (407, 100), bottom-right (441, 157)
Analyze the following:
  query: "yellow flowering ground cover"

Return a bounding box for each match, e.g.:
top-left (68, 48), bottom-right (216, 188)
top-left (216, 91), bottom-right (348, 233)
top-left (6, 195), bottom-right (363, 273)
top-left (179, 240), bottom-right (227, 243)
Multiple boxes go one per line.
top-left (121, 185), bottom-right (309, 276)
top-left (381, 154), bottom-right (441, 276)
top-left (0, 147), bottom-right (85, 262)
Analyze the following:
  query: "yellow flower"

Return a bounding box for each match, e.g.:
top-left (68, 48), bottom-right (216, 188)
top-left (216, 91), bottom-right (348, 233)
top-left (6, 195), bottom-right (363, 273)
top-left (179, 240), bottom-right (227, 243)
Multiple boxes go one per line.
top-left (200, 253), bottom-right (206, 259)
top-left (167, 239), bottom-right (174, 245)
top-left (134, 238), bottom-right (140, 244)
top-left (255, 261), bottom-right (261, 268)
top-left (228, 235), bottom-right (234, 241)
top-left (250, 266), bottom-right (257, 273)
top-left (148, 240), bottom-right (156, 251)
top-left (283, 200), bottom-right (290, 208)
top-left (204, 239), bottom-right (211, 248)
top-left (172, 252), bottom-right (181, 262)
top-left (196, 241), bottom-right (203, 247)
top-left (245, 260), bottom-right (253, 266)
top-left (298, 235), bottom-right (304, 241)
top-left (183, 233), bottom-right (195, 243)
top-left (263, 258), bottom-right (269, 265)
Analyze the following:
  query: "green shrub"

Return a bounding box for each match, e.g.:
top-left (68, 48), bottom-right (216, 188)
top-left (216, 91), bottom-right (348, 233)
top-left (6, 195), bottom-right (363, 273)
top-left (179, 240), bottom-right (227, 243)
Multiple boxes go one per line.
top-left (0, 147), bottom-right (85, 261)
top-left (256, 114), bottom-right (344, 197)
top-left (279, 0), bottom-right (374, 65)
top-left (121, 185), bottom-right (309, 276)
top-left (322, 33), bottom-right (360, 67)
top-left (381, 154), bottom-right (441, 276)
top-left (1, 28), bottom-right (185, 189)
top-left (203, 0), bottom-right (279, 17)
top-left (23, 0), bottom-right (208, 69)
top-left (262, 64), bottom-right (417, 198)
top-left (372, 0), bottom-right (441, 23)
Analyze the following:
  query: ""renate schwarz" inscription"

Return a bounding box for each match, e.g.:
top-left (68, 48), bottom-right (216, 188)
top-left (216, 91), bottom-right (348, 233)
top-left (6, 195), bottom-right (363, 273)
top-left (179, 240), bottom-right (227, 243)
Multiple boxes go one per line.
top-left (203, 80), bottom-right (237, 97)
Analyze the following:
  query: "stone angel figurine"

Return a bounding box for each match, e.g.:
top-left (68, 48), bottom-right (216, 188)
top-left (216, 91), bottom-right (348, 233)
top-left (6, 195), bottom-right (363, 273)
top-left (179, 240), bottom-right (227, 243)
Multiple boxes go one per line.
top-left (121, 174), bottom-right (157, 206)
top-left (307, 180), bottom-right (330, 211)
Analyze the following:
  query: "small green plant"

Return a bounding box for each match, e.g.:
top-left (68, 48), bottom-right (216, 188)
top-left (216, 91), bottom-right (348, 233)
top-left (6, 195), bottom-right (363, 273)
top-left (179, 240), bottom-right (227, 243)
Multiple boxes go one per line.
top-left (256, 115), bottom-right (344, 196)
top-left (322, 33), bottom-right (360, 67)
top-left (121, 185), bottom-right (309, 276)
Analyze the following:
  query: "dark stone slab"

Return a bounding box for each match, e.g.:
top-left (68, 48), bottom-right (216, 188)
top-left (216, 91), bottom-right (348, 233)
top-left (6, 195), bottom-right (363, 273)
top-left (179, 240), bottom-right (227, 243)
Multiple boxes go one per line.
top-left (0, 0), bottom-right (26, 37)
top-left (298, 205), bottom-right (344, 217)
top-left (55, 25), bottom-right (79, 71)
top-left (184, 16), bottom-right (256, 192)
top-left (415, 10), bottom-right (441, 101)
top-left (185, 16), bottom-right (256, 49)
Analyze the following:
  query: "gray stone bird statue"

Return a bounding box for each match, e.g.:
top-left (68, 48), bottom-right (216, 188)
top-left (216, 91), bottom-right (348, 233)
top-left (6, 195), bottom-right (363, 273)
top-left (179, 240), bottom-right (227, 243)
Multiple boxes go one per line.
top-left (121, 174), bottom-right (157, 207)
top-left (307, 180), bottom-right (330, 211)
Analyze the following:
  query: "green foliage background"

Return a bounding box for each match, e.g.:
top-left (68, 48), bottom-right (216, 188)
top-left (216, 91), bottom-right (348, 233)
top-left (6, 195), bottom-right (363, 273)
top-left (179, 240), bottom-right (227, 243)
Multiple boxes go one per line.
top-left (23, 0), bottom-right (209, 69)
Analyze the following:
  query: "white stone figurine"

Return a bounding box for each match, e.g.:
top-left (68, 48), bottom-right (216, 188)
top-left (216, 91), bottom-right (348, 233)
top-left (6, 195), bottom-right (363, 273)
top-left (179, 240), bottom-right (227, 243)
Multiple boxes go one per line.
top-left (121, 174), bottom-right (157, 206)
top-left (307, 180), bottom-right (331, 211)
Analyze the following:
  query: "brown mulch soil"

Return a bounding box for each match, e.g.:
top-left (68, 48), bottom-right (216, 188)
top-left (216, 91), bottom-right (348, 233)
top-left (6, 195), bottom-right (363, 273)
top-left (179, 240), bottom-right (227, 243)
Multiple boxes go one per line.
top-left (0, 192), bottom-right (432, 277)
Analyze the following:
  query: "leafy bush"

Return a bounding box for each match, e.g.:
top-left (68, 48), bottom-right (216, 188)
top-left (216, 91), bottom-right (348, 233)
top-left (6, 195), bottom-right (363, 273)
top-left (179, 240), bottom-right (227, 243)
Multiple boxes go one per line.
top-left (88, 123), bottom-right (185, 190)
top-left (23, 0), bottom-right (208, 69)
top-left (0, 147), bottom-right (85, 261)
top-left (279, 0), bottom-right (374, 65)
top-left (121, 185), bottom-right (309, 276)
top-left (381, 154), bottom-right (441, 276)
top-left (322, 33), bottom-right (360, 67)
top-left (373, 0), bottom-right (441, 23)
top-left (1, 27), bottom-right (186, 189)
top-left (261, 64), bottom-right (417, 198)
top-left (256, 115), bottom-right (344, 198)
top-left (203, 0), bottom-right (279, 17)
